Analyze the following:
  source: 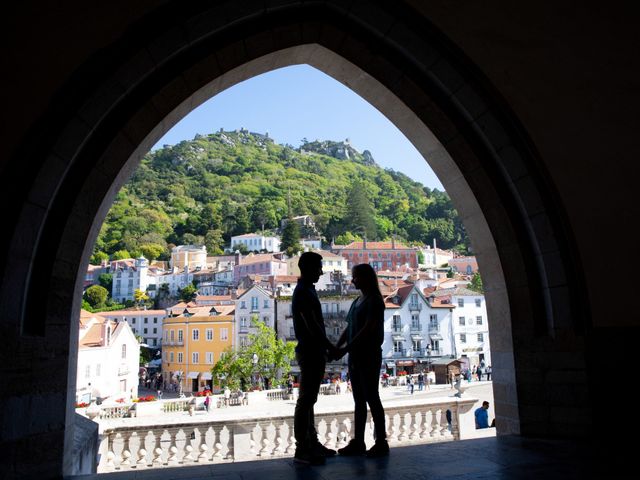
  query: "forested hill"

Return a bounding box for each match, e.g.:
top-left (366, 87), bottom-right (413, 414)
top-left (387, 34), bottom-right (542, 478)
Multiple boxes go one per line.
top-left (91, 129), bottom-right (468, 262)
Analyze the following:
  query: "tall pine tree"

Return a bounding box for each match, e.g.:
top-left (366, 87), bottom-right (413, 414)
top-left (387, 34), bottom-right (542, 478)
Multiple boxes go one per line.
top-left (281, 218), bottom-right (302, 255)
top-left (344, 179), bottom-right (378, 240)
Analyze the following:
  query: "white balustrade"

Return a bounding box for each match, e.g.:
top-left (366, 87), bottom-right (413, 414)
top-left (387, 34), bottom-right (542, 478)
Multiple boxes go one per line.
top-left (98, 398), bottom-right (478, 472)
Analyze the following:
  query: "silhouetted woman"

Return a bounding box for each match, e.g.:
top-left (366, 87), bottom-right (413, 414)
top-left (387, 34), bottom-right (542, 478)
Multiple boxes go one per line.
top-left (336, 263), bottom-right (389, 457)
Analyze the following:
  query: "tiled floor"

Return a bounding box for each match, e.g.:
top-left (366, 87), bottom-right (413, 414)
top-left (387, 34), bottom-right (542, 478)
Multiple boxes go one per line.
top-left (69, 435), bottom-right (600, 480)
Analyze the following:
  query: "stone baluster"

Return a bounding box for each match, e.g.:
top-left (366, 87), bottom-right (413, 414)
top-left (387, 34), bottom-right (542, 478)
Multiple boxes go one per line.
top-left (105, 451), bottom-right (116, 470)
top-left (388, 413), bottom-right (400, 444)
top-left (198, 443), bottom-right (209, 462)
top-left (439, 409), bottom-right (451, 438)
top-left (336, 417), bottom-right (350, 448)
top-left (410, 410), bottom-right (422, 441)
top-left (398, 412), bottom-right (410, 442)
top-left (152, 430), bottom-right (164, 465)
top-left (449, 406), bottom-right (459, 439)
top-left (274, 421), bottom-right (287, 456)
top-left (323, 417), bottom-right (338, 449)
top-left (208, 426), bottom-right (220, 461)
top-left (258, 422), bottom-right (272, 456)
top-left (136, 448), bottom-right (147, 467)
top-left (166, 428), bottom-right (180, 465)
top-left (316, 419), bottom-right (328, 448)
top-left (285, 419), bottom-right (296, 455)
top-left (120, 432), bottom-right (133, 468)
top-left (430, 408), bottom-right (442, 439)
top-left (420, 409), bottom-right (432, 440)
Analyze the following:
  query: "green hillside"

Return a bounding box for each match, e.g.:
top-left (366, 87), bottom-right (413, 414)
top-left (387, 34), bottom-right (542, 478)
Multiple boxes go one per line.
top-left (90, 129), bottom-right (468, 263)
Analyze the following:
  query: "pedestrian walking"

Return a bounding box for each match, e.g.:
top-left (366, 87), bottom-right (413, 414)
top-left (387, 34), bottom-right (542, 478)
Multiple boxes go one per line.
top-left (417, 372), bottom-right (424, 391)
top-left (204, 392), bottom-right (211, 412)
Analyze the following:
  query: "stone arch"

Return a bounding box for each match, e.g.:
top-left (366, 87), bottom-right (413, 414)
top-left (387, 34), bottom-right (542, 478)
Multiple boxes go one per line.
top-left (0, 1), bottom-right (588, 475)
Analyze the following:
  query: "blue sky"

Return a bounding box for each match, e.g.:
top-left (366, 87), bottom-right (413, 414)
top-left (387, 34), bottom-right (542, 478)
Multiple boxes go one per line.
top-left (153, 64), bottom-right (444, 190)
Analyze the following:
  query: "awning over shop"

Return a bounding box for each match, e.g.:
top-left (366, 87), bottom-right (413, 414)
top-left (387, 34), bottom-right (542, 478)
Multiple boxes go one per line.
top-left (392, 335), bottom-right (405, 341)
top-left (187, 371), bottom-right (199, 379)
top-left (397, 360), bottom-right (415, 367)
top-left (429, 334), bottom-right (443, 340)
top-left (201, 372), bottom-right (212, 380)
top-left (385, 361), bottom-right (396, 368)
top-left (410, 334), bottom-right (423, 340)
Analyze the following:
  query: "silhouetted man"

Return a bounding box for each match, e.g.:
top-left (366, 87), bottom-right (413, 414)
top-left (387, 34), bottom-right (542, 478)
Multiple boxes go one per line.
top-left (292, 251), bottom-right (337, 465)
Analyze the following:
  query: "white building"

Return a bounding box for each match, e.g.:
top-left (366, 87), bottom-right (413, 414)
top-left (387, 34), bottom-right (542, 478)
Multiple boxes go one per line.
top-left (235, 285), bottom-right (275, 348)
top-left (76, 310), bottom-right (140, 404)
top-left (100, 309), bottom-right (167, 347)
top-left (430, 287), bottom-right (490, 369)
top-left (111, 257), bottom-right (152, 303)
top-left (230, 233), bottom-right (281, 253)
top-left (285, 249), bottom-right (349, 291)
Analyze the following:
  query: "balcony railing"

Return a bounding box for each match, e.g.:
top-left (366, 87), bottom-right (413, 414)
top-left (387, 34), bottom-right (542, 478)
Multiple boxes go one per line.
top-left (408, 303), bottom-right (422, 311)
top-left (410, 323), bottom-right (422, 331)
top-left (428, 323), bottom-right (440, 332)
top-left (393, 350), bottom-right (406, 358)
top-left (393, 325), bottom-right (403, 333)
top-left (96, 396), bottom-right (483, 473)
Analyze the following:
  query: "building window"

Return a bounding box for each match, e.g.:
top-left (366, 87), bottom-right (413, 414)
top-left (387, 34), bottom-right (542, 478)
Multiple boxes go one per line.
top-left (177, 352), bottom-right (183, 363)
top-left (144, 317), bottom-right (148, 323)
top-left (263, 316), bottom-right (269, 326)
top-left (153, 328), bottom-right (157, 334)
top-left (411, 314), bottom-right (420, 329)
top-left (170, 352), bottom-right (174, 362)
top-left (476, 316), bottom-right (483, 325)
top-left (143, 328), bottom-right (148, 334)
top-left (393, 315), bottom-right (402, 332)
top-left (458, 299), bottom-right (464, 307)
top-left (264, 299), bottom-right (269, 308)
top-left (240, 336), bottom-right (247, 347)
top-left (169, 330), bottom-right (174, 342)
top-left (251, 297), bottom-right (259, 310)
top-left (475, 299), bottom-right (482, 307)
top-left (459, 317), bottom-right (465, 326)
top-left (192, 329), bottom-right (199, 341)
top-left (121, 344), bottom-right (126, 359)
top-left (460, 334), bottom-right (466, 343)
top-left (393, 341), bottom-right (403, 353)
top-left (178, 330), bottom-right (183, 343)
top-left (154, 317), bottom-right (158, 323)
top-left (192, 352), bottom-right (199, 364)
top-left (477, 333), bottom-right (484, 342)
top-left (241, 317), bottom-right (247, 328)
top-left (131, 318), bottom-right (136, 324)
top-left (289, 327), bottom-right (295, 337)
top-left (206, 352), bottom-right (214, 364)
top-left (241, 301), bottom-right (246, 309)
top-left (206, 328), bottom-right (213, 341)
top-left (220, 328), bottom-right (228, 341)
top-left (430, 314), bottom-right (438, 323)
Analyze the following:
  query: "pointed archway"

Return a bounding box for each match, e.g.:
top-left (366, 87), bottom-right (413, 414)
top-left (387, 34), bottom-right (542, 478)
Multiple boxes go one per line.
top-left (0, 2), bottom-right (588, 476)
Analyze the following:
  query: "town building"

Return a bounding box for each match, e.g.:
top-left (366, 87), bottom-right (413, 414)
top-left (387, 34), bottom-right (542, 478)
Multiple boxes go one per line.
top-left (430, 287), bottom-right (490, 369)
top-left (100, 309), bottom-right (168, 347)
top-left (170, 245), bottom-right (208, 270)
top-left (331, 239), bottom-right (419, 271)
top-left (448, 255), bottom-right (479, 275)
top-left (230, 233), bottom-right (281, 253)
top-left (162, 306), bottom-right (234, 393)
top-left (76, 310), bottom-right (140, 404)
top-left (235, 285), bottom-right (275, 348)
top-left (233, 253), bottom-right (288, 283)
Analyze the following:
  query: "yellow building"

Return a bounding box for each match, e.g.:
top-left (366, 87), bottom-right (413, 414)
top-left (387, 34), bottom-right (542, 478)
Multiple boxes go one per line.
top-left (162, 306), bottom-right (234, 393)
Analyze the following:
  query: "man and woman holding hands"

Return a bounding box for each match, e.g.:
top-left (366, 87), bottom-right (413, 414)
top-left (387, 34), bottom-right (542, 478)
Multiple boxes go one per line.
top-left (292, 251), bottom-right (389, 465)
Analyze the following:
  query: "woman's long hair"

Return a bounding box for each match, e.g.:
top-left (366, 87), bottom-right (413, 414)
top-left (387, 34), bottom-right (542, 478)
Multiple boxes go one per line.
top-left (352, 263), bottom-right (383, 301)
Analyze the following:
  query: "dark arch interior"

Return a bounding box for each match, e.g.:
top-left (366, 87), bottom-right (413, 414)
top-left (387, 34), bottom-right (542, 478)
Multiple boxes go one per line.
top-left (3, 1), bottom-right (632, 477)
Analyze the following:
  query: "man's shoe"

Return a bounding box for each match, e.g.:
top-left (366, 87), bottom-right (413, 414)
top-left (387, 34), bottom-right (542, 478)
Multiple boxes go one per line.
top-left (294, 448), bottom-right (326, 465)
top-left (365, 440), bottom-right (389, 458)
top-left (313, 443), bottom-right (337, 456)
top-left (338, 439), bottom-right (366, 456)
